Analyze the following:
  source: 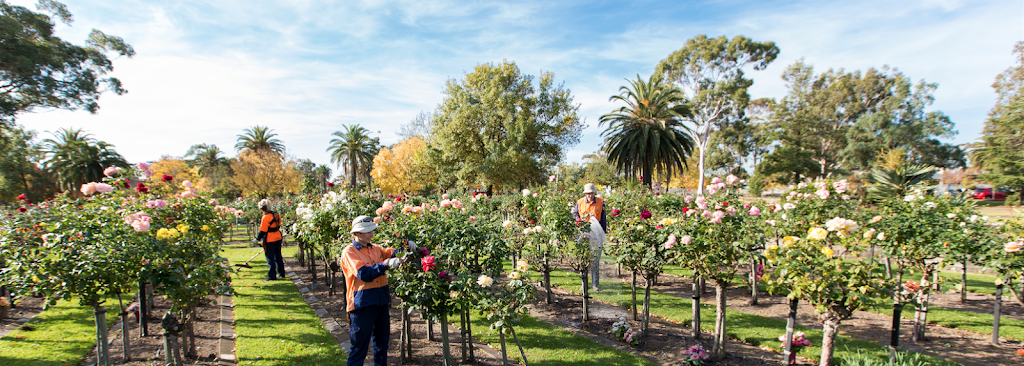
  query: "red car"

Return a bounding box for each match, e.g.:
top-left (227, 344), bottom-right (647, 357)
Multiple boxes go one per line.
top-left (972, 188), bottom-right (1008, 200)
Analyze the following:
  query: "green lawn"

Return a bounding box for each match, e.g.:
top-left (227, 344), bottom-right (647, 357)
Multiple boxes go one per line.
top-left (0, 294), bottom-right (130, 366)
top-left (225, 244), bottom-right (345, 365)
top-left (530, 264), bottom-right (960, 365)
top-left (937, 270), bottom-right (1001, 296)
top-left (470, 314), bottom-right (657, 366)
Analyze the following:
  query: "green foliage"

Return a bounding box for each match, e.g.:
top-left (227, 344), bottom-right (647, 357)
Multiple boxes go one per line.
top-left (41, 127), bottom-right (129, 193)
top-left (426, 61), bottom-right (583, 190)
top-left (599, 74), bottom-right (695, 188)
top-left (972, 41), bottom-right (1024, 206)
top-left (655, 35), bottom-right (779, 191)
top-left (866, 163), bottom-right (935, 200)
top-left (235, 125), bottom-right (286, 155)
top-left (327, 124), bottom-right (379, 188)
top-left (0, 0), bottom-right (133, 123)
top-left (837, 348), bottom-right (962, 366)
top-left (0, 125), bottom-right (57, 202)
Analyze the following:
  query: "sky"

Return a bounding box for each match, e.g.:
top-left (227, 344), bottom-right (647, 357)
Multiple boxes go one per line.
top-left (8, 0), bottom-right (1023, 178)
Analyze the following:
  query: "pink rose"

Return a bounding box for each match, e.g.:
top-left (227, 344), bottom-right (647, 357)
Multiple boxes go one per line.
top-left (681, 235), bottom-right (692, 245)
top-left (131, 220), bottom-right (151, 232)
top-left (103, 167), bottom-right (120, 177)
top-left (726, 174), bottom-right (739, 185)
top-left (747, 206), bottom-right (761, 216)
top-left (711, 177), bottom-right (722, 184)
top-left (81, 182), bottom-right (98, 196)
top-left (664, 234), bottom-right (677, 249)
top-left (1006, 240), bottom-right (1023, 253)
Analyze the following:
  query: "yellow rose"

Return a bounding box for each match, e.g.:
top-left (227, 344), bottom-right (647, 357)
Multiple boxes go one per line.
top-left (820, 246), bottom-right (834, 257)
top-left (807, 228), bottom-right (828, 241)
top-left (782, 236), bottom-right (800, 247)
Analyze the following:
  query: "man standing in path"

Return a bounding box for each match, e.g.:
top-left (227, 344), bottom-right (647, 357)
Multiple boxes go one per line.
top-left (256, 199), bottom-right (286, 281)
top-left (572, 183), bottom-right (608, 292)
top-left (340, 215), bottom-right (406, 366)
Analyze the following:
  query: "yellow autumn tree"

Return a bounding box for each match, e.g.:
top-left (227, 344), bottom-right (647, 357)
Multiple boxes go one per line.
top-left (150, 156), bottom-right (200, 188)
top-left (371, 137), bottom-right (427, 194)
top-left (654, 152), bottom-right (700, 189)
top-left (230, 150), bottom-right (301, 198)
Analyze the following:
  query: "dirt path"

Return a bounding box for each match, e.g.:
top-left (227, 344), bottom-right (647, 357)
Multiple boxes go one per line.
top-left (592, 261), bottom-right (1023, 366)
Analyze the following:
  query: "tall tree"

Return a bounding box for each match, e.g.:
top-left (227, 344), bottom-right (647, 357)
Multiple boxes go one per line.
top-left (183, 144), bottom-right (230, 192)
top-left (760, 60), bottom-right (963, 182)
top-left (0, 125), bottom-right (57, 201)
top-left (371, 137), bottom-right (427, 194)
top-left (312, 164), bottom-right (332, 190)
top-left (599, 74), bottom-right (696, 188)
top-left (0, 0), bottom-right (134, 124)
top-left (398, 110), bottom-right (431, 140)
top-left (655, 35), bottom-right (779, 194)
top-left (428, 61), bottom-right (583, 192)
top-left (230, 150), bottom-right (301, 198)
top-left (41, 127), bottom-right (128, 192)
top-left (235, 126), bottom-right (285, 155)
top-left (972, 41), bottom-right (1024, 205)
top-left (327, 124), bottom-right (379, 188)
top-left (581, 150), bottom-right (622, 188)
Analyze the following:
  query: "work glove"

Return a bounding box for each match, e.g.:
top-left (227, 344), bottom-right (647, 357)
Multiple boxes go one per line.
top-left (251, 239), bottom-right (259, 246)
top-left (407, 240), bottom-right (419, 252)
top-left (382, 257), bottom-right (402, 268)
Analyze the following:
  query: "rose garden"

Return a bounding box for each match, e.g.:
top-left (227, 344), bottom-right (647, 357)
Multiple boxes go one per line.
top-left (3, 2), bottom-right (1024, 365)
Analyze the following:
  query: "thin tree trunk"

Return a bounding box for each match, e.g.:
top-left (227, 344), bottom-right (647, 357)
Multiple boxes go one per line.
top-left (425, 312), bottom-right (434, 341)
top-left (510, 326), bottom-right (529, 366)
top-left (581, 273), bottom-right (590, 323)
top-left (499, 330), bottom-right (509, 366)
top-left (783, 298), bottom-right (798, 364)
top-left (819, 316), bottom-right (841, 366)
top-left (139, 280), bottom-right (149, 337)
top-left (712, 284), bottom-right (727, 359)
top-left (691, 280), bottom-right (700, 338)
top-left (440, 312), bottom-right (452, 366)
top-left (631, 271), bottom-right (638, 321)
top-left (543, 268), bottom-right (552, 304)
top-left (961, 257), bottom-right (968, 304)
top-left (749, 256), bottom-right (759, 305)
top-left (889, 303), bottom-right (903, 363)
top-left (641, 279), bottom-right (652, 335)
top-left (116, 293), bottom-right (131, 362)
top-left (994, 277), bottom-right (1004, 345)
top-left (912, 281), bottom-right (931, 342)
top-left (94, 305), bottom-right (110, 366)
top-left (400, 306), bottom-right (409, 361)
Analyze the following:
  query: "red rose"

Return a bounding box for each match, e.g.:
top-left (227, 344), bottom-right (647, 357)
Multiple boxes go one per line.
top-left (16, 193), bottom-right (28, 202)
top-left (640, 210), bottom-right (652, 219)
top-left (722, 201), bottom-right (729, 207)
top-left (17, 207), bottom-right (27, 213)
top-left (162, 174), bottom-right (173, 182)
top-left (682, 207), bottom-right (690, 213)
top-left (421, 256), bottom-right (437, 272)
top-left (327, 182), bottom-right (334, 187)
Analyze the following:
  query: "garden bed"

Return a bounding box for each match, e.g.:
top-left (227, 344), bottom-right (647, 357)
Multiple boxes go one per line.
top-left (81, 293), bottom-right (223, 365)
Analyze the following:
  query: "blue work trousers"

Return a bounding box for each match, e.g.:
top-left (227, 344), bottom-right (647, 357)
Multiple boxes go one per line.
top-left (347, 304), bottom-right (390, 366)
top-left (263, 240), bottom-right (285, 280)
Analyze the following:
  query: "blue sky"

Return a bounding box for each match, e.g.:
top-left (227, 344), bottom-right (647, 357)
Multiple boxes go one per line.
top-left (9, 0), bottom-right (1023, 177)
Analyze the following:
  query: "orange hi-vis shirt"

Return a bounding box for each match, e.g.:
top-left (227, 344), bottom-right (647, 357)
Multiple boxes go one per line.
top-left (260, 211), bottom-right (282, 242)
top-left (576, 196), bottom-right (604, 222)
top-left (340, 241), bottom-right (397, 312)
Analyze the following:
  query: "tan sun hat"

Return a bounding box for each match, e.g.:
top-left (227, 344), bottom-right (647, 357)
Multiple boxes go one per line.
top-left (258, 199), bottom-right (271, 210)
top-left (350, 215), bottom-right (379, 233)
top-left (583, 183), bottom-right (598, 194)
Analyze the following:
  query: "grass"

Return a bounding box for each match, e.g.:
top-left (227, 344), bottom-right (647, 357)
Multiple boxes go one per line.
top-left (936, 270), bottom-right (1001, 296)
top-left (861, 297), bottom-right (1024, 341)
top-left (529, 264), bottom-right (959, 365)
top-left (469, 314), bottom-right (657, 366)
top-left (224, 244), bottom-right (345, 365)
top-left (0, 293), bottom-right (133, 366)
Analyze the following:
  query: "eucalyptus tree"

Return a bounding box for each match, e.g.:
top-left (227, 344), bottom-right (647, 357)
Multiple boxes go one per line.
top-left (42, 127), bottom-right (128, 192)
top-left (655, 35), bottom-right (779, 194)
top-left (0, 0), bottom-right (134, 124)
top-left (235, 126), bottom-right (285, 155)
top-left (327, 124), bottom-right (379, 188)
top-left (599, 74), bottom-right (695, 188)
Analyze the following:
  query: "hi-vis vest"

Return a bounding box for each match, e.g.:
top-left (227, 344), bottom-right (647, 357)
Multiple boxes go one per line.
top-left (577, 197), bottom-right (604, 223)
top-left (260, 211), bottom-right (282, 242)
top-left (340, 241), bottom-right (397, 312)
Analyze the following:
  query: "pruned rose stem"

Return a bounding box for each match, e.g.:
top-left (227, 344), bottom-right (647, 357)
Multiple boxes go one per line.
top-left (511, 326), bottom-right (530, 366)
top-left (116, 292), bottom-right (131, 362)
top-left (641, 278), bottom-right (652, 334)
top-left (631, 272), bottom-right (638, 321)
top-left (692, 279), bottom-right (701, 339)
top-left (961, 256), bottom-right (969, 304)
top-left (783, 298), bottom-right (798, 364)
top-left (889, 302), bottom-right (903, 363)
top-left (749, 255), bottom-right (759, 306)
top-left (93, 304), bottom-right (110, 366)
top-left (819, 315), bottom-right (841, 366)
top-left (581, 273), bottom-right (591, 323)
top-left (499, 329), bottom-right (509, 366)
top-left (912, 273), bottom-right (931, 342)
top-left (712, 283), bottom-right (727, 359)
top-left (441, 312), bottom-right (452, 366)
top-left (994, 276), bottom-right (1004, 346)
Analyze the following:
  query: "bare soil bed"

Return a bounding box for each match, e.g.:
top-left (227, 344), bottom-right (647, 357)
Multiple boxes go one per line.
top-left (81, 293), bottom-right (222, 365)
top-left (591, 260), bottom-right (1024, 366)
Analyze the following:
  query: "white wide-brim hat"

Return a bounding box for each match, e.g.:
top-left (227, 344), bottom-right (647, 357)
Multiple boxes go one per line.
top-left (351, 215), bottom-right (379, 233)
top-left (583, 183), bottom-right (598, 194)
top-left (258, 199), bottom-right (271, 210)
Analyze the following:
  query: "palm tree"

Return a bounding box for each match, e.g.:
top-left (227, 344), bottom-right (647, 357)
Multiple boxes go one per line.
top-left (312, 165), bottom-right (332, 190)
top-left (235, 126), bottom-right (285, 155)
top-left (185, 144), bottom-right (229, 188)
top-left (327, 125), bottom-right (379, 188)
top-left (42, 128), bottom-right (129, 192)
top-left (599, 74), bottom-right (696, 188)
